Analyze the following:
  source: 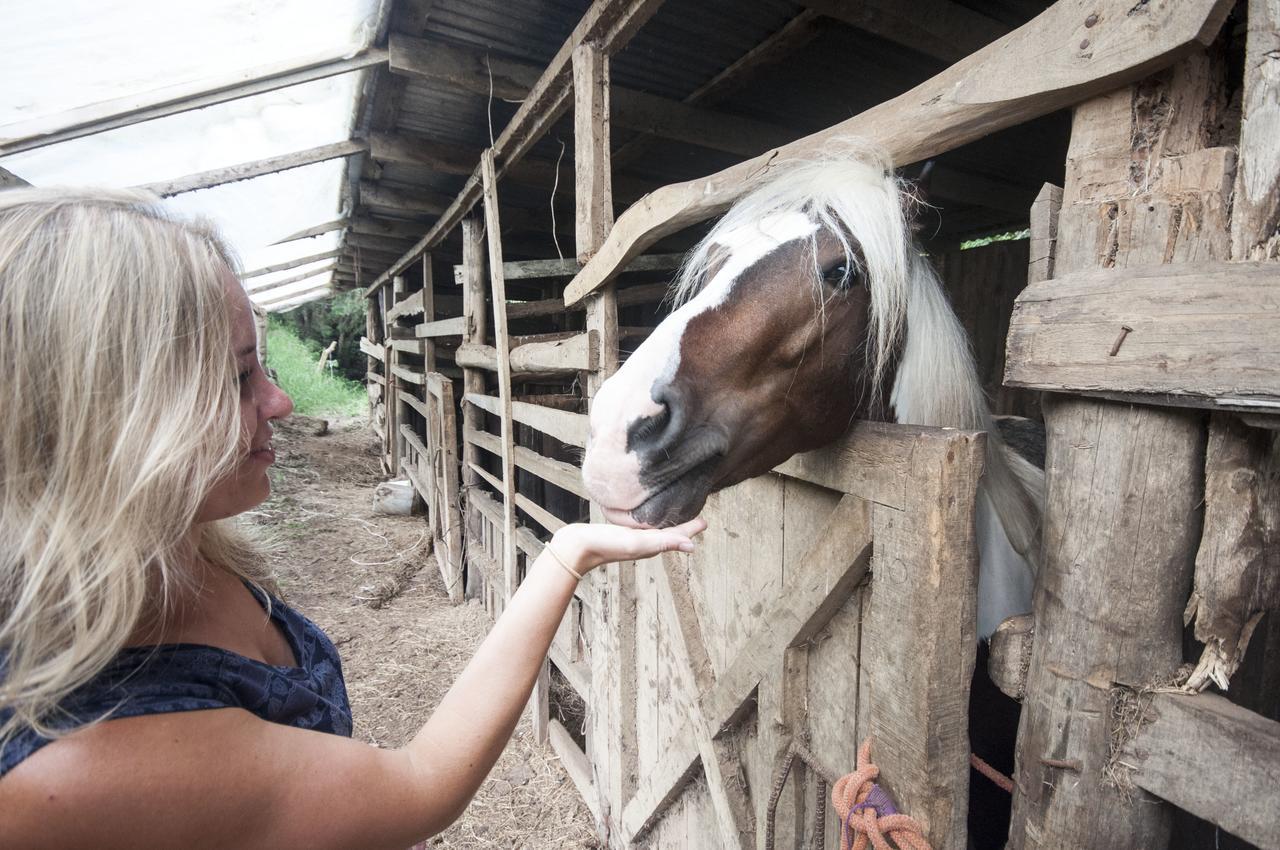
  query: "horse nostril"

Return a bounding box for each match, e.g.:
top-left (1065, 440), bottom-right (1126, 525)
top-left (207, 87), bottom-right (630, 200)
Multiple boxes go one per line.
top-left (626, 389), bottom-right (682, 454)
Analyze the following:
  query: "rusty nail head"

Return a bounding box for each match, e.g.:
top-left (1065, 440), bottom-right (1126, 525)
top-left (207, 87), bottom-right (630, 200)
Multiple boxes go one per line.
top-left (1085, 13), bottom-right (1099, 27)
top-left (1080, 38), bottom-right (1090, 49)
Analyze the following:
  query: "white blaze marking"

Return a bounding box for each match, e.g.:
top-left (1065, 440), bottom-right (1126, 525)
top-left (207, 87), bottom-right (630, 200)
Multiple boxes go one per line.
top-left (583, 212), bottom-right (819, 511)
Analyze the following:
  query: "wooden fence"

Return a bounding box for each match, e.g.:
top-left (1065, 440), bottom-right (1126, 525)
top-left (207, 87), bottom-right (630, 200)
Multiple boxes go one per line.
top-left (360, 1), bottom-right (1280, 848)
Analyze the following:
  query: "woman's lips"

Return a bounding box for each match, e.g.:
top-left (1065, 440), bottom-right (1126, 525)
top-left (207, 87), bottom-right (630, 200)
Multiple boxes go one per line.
top-left (249, 445), bottom-right (275, 464)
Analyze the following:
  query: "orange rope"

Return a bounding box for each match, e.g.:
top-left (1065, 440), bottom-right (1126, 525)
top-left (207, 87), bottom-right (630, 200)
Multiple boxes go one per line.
top-left (969, 752), bottom-right (1014, 794)
top-left (830, 739), bottom-right (933, 850)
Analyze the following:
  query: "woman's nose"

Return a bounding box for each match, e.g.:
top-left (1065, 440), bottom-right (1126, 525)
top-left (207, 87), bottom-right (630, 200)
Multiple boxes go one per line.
top-left (265, 379), bottom-right (293, 421)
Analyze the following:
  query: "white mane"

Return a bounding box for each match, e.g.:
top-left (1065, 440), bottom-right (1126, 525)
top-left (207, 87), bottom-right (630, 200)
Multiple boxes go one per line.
top-left (673, 147), bottom-right (1044, 637)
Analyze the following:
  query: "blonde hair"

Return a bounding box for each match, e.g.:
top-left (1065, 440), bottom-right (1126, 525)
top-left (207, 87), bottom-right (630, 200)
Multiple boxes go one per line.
top-left (0, 187), bottom-right (273, 755)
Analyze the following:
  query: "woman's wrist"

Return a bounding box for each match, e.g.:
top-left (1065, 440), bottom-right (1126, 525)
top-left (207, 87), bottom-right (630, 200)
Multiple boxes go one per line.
top-left (546, 532), bottom-right (594, 577)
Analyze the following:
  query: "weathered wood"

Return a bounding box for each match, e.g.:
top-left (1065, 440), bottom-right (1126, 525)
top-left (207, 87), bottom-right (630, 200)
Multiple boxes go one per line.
top-left (1027, 183), bottom-right (1063, 285)
top-left (367, 0), bottom-right (667, 289)
top-left (481, 151), bottom-right (519, 601)
top-left (454, 332), bottom-right (598, 375)
top-left (563, 0), bottom-right (1235, 305)
top-left (1004, 261), bottom-right (1280, 407)
top-left (358, 181), bottom-right (452, 216)
top-left (1121, 691), bottom-right (1280, 849)
top-left (1185, 415), bottom-right (1280, 690)
top-left (136, 139), bottom-right (366, 197)
top-left (244, 262), bottom-right (337, 296)
top-left (359, 337), bottom-right (385, 362)
top-left (413, 316), bottom-right (467, 339)
top-left (460, 217), bottom-right (488, 595)
top-left (0, 49), bottom-right (387, 156)
top-left (0, 166), bottom-right (30, 188)
top-left (271, 218), bottom-right (348, 245)
top-left (1010, 49), bottom-right (1228, 847)
top-left (797, 0), bottom-right (1007, 64)
top-left (576, 42), bottom-right (613, 263)
top-left (1232, 0), bottom-right (1280, 261)
top-left (988, 614), bottom-right (1035, 701)
top-left (258, 287), bottom-right (332, 311)
top-left (549, 720), bottom-right (603, 824)
top-left (241, 249), bottom-right (341, 280)
top-left (856, 430), bottom-right (983, 850)
top-left (466, 393), bottom-right (589, 449)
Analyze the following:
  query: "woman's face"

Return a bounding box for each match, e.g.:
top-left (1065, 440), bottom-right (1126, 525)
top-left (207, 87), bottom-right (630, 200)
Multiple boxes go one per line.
top-left (195, 277), bottom-right (293, 523)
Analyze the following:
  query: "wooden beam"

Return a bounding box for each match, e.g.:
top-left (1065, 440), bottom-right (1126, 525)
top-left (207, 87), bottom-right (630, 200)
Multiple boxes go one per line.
top-left (455, 332), bottom-right (597, 374)
top-left (351, 215), bottom-right (430, 240)
top-left (466, 393), bottom-right (589, 448)
top-left (1008, 46), bottom-right (1229, 849)
top-left (414, 316), bottom-right (467, 339)
top-left (0, 166), bottom-right (30, 188)
top-left (136, 140), bottom-right (366, 197)
top-left (797, 0), bottom-right (1007, 64)
top-left (1004, 261), bottom-right (1280, 409)
top-left (1232, 0), bottom-right (1280, 261)
top-left (367, 0), bottom-right (669, 290)
top-left (259, 287), bottom-right (332, 311)
top-left (244, 262), bottom-right (337, 296)
top-left (481, 151), bottom-right (519, 600)
top-left (358, 181), bottom-right (451, 215)
top-left (271, 218), bottom-right (349, 245)
top-left (564, 0), bottom-right (1235, 305)
top-left (241, 249), bottom-right (342, 280)
top-left (0, 49), bottom-right (387, 156)
top-left (1120, 692), bottom-right (1280, 849)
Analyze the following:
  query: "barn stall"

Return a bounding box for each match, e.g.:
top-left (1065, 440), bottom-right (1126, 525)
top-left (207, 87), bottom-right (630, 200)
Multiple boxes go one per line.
top-left (347, 1), bottom-right (1279, 848)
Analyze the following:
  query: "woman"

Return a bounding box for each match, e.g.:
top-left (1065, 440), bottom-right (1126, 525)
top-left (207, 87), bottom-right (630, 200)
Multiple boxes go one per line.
top-left (0, 188), bottom-right (705, 849)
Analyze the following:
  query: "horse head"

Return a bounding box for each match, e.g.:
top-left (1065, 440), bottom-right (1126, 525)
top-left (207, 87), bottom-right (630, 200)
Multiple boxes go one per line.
top-left (581, 147), bottom-right (1042, 637)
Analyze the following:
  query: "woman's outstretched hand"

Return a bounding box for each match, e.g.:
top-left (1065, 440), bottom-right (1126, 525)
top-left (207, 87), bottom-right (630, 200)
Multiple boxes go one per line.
top-left (549, 517), bottom-right (708, 575)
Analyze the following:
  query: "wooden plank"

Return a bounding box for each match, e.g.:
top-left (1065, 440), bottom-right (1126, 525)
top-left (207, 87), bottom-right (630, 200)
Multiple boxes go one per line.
top-left (0, 166), bottom-right (30, 188)
top-left (359, 337), bottom-right (385, 362)
top-left (455, 335), bottom-right (598, 374)
top-left (136, 139), bottom-right (366, 197)
top-left (481, 151), bottom-right (519, 600)
top-left (464, 421), bottom-right (587, 499)
top-left (1185, 415), bottom-right (1280, 690)
top-left (387, 337), bottom-right (428, 356)
top-left (772, 420), bottom-right (922, 509)
top-left (399, 392), bottom-right (429, 419)
top-left (0, 49), bottom-right (387, 156)
top-left (366, 0), bottom-right (667, 290)
top-left (475, 253), bottom-right (683, 282)
top-left (1121, 692), bottom-right (1280, 849)
top-left (1004, 261), bottom-right (1280, 406)
top-left (358, 181), bottom-right (452, 216)
top-left (467, 393), bottom-right (589, 448)
top-left (859, 430), bottom-right (984, 850)
top-left (241, 249), bottom-right (342, 280)
top-left (244, 262), bottom-right (337, 296)
top-left (391, 365), bottom-right (425, 386)
top-left (549, 720), bottom-right (603, 824)
top-left (1027, 183), bottom-right (1063, 285)
top-left (271, 218), bottom-right (348, 245)
top-left (385, 288), bottom-right (423, 322)
top-left (366, 370), bottom-right (386, 386)
top-left (460, 216), bottom-right (488, 598)
top-left (1232, 0), bottom-right (1280, 262)
top-left (563, 0), bottom-right (1235, 305)
top-left (414, 315), bottom-right (467, 339)
top-left (399, 423), bottom-right (428, 459)
top-left (1009, 51), bottom-right (1228, 848)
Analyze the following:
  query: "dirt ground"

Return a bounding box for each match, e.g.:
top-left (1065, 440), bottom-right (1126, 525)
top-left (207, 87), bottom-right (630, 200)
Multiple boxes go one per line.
top-left (246, 414), bottom-right (598, 849)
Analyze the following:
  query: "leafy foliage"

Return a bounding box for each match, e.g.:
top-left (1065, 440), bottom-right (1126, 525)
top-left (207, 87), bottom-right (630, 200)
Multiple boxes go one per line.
top-left (265, 319), bottom-right (366, 417)
top-left (271, 289), bottom-right (367, 380)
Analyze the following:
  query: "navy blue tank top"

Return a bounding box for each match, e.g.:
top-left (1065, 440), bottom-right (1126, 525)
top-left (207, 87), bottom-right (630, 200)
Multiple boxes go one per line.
top-left (0, 585), bottom-right (352, 779)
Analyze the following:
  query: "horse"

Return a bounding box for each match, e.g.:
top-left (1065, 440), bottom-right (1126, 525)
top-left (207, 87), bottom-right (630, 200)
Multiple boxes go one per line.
top-left (579, 147), bottom-right (1044, 847)
top-left (581, 145), bottom-right (1043, 640)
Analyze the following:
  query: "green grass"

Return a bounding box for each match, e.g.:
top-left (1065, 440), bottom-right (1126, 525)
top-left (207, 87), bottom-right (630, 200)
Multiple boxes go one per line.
top-left (265, 320), bottom-right (366, 418)
top-left (960, 228), bottom-right (1030, 251)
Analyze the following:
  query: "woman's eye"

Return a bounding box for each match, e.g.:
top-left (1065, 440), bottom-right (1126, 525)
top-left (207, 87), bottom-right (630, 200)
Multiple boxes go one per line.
top-left (238, 369), bottom-right (252, 385)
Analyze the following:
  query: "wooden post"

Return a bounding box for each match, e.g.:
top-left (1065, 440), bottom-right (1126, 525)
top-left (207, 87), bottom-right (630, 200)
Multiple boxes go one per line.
top-left (390, 275), bottom-right (408, 476)
top-left (461, 217), bottom-right (488, 600)
top-left (1232, 0), bottom-right (1280, 263)
top-left (1008, 48), bottom-right (1231, 849)
top-left (421, 253), bottom-right (437, 374)
top-left (480, 150), bottom-right (519, 604)
top-left (573, 40), bottom-right (633, 837)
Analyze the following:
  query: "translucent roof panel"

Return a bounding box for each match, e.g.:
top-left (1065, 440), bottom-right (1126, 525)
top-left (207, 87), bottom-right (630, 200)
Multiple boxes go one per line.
top-left (1, 0), bottom-right (385, 311)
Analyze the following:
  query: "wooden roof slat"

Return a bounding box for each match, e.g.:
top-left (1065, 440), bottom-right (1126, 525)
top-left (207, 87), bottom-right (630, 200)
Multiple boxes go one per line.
top-left (136, 140), bottom-right (367, 197)
top-left (244, 262), bottom-right (338, 296)
top-left (241, 249), bottom-right (342, 280)
top-left (271, 218), bottom-right (350, 245)
top-left (0, 49), bottom-right (388, 156)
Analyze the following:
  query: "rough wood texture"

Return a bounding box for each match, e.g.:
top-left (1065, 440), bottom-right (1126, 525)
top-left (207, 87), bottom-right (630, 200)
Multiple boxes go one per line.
top-left (0, 49), bottom-right (387, 156)
top-left (798, 0), bottom-right (1007, 64)
top-left (988, 614), bottom-right (1035, 701)
top-left (1027, 183), bottom-right (1063, 285)
top-left (1121, 692), bottom-right (1280, 849)
top-left (368, 0), bottom-right (666, 289)
top-left (136, 139), bottom-right (366, 197)
top-left (480, 152), bottom-right (519, 600)
top-left (858, 429), bottom-right (984, 850)
top-left (245, 262), bottom-right (337, 296)
top-left (460, 217), bottom-right (488, 598)
top-left (573, 43), bottom-right (614, 263)
top-left (1185, 415), bottom-right (1280, 690)
top-left (1004, 261), bottom-right (1280, 406)
top-left (1010, 48), bottom-right (1232, 848)
top-left (1232, 0), bottom-right (1280, 261)
top-left (563, 0), bottom-right (1234, 305)
top-left (241, 249), bottom-right (341, 279)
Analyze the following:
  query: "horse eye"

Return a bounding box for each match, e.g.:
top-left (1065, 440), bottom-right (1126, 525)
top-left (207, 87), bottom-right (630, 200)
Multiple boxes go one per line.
top-left (822, 263), bottom-right (857, 289)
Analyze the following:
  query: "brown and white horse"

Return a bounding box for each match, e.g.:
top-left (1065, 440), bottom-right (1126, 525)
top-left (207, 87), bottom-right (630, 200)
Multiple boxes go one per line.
top-left (581, 147), bottom-right (1043, 638)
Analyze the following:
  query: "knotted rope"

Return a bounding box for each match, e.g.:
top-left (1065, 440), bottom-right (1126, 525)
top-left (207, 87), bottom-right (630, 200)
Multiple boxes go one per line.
top-left (830, 739), bottom-right (933, 850)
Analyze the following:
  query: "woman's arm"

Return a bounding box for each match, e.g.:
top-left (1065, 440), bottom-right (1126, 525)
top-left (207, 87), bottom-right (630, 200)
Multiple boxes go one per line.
top-left (0, 519), bottom-right (706, 850)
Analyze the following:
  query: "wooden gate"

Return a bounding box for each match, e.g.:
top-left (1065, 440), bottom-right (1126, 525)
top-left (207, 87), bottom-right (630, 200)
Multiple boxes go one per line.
top-left (605, 422), bottom-right (985, 850)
